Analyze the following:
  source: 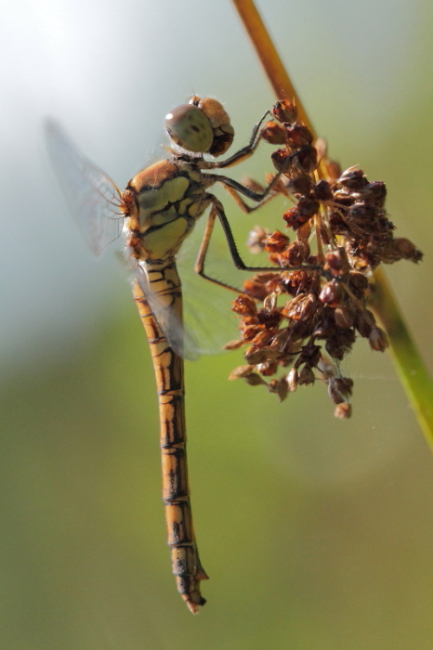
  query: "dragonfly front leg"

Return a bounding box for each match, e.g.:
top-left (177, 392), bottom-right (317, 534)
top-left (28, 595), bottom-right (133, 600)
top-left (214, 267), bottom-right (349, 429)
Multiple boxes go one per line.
top-left (132, 274), bottom-right (208, 614)
top-left (203, 109), bottom-right (272, 170)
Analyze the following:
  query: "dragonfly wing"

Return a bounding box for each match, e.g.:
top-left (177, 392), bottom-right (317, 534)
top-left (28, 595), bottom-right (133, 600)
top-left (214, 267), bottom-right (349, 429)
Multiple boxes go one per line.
top-left (45, 119), bottom-right (124, 256)
top-left (133, 261), bottom-right (200, 361)
top-left (172, 214), bottom-right (242, 356)
top-left (180, 264), bottom-right (239, 356)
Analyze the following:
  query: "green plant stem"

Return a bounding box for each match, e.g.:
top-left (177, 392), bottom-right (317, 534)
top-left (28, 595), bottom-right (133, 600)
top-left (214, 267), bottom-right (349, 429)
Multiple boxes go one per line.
top-left (371, 268), bottom-right (433, 449)
top-left (231, 0), bottom-right (433, 448)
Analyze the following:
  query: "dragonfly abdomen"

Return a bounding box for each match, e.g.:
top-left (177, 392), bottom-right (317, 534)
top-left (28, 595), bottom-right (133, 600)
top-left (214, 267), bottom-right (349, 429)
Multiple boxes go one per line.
top-left (132, 262), bottom-right (208, 614)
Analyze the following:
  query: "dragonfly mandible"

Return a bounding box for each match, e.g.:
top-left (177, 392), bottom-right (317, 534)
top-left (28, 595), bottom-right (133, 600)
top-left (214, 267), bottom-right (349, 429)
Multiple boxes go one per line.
top-left (46, 96), bottom-right (284, 613)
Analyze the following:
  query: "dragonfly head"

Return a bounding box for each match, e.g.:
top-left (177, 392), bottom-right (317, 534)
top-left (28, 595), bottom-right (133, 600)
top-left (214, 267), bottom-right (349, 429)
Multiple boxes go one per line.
top-left (165, 96), bottom-right (234, 157)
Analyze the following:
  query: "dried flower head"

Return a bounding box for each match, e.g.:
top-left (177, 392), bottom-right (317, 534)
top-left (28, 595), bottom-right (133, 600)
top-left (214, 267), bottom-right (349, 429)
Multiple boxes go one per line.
top-left (226, 98), bottom-right (423, 418)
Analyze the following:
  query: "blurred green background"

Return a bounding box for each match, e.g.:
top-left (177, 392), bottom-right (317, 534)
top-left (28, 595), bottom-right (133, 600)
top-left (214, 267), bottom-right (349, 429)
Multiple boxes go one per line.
top-left (1, 0), bottom-right (433, 648)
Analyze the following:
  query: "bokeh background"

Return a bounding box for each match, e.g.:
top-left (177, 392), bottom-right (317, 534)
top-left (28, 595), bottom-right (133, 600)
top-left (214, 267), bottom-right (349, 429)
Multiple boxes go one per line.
top-left (1, 0), bottom-right (433, 648)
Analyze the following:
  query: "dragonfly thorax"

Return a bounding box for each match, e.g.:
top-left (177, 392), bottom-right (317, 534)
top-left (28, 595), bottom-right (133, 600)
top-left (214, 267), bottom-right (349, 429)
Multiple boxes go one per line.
top-left (125, 159), bottom-right (212, 261)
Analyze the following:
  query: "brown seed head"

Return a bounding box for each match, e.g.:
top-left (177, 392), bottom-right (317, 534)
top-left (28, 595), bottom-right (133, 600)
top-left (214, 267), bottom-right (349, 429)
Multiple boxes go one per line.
top-left (264, 230), bottom-right (290, 253)
top-left (283, 174), bottom-right (314, 196)
top-left (225, 96), bottom-right (422, 419)
top-left (285, 123), bottom-right (314, 147)
top-left (232, 294), bottom-right (257, 316)
top-left (298, 365), bottom-right (315, 385)
top-left (334, 402), bottom-right (352, 419)
top-left (272, 99), bottom-right (298, 123)
top-left (261, 120), bottom-right (288, 145)
top-left (368, 326), bottom-right (389, 352)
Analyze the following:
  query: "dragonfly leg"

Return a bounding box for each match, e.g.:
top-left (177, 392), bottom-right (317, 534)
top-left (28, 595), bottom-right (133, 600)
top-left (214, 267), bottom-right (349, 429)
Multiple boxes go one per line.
top-left (220, 180), bottom-right (278, 214)
top-left (215, 144), bottom-right (312, 205)
top-left (203, 109), bottom-right (272, 170)
top-left (195, 195), bottom-right (324, 292)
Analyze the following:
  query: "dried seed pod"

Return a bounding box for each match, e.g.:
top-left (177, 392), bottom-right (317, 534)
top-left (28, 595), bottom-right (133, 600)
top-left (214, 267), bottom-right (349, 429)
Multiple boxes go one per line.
top-left (283, 198), bottom-right (319, 230)
top-left (223, 339), bottom-right (245, 351)
top-left (276, 378), bottom-right (289, 402)
top-left (392, 238), bottom-right (423, 263)
top-left (337, 167), bottom-right (368, 190)
top-left (272, 99), bottom-right (298, 123)
top-left (282, 293), bottom-right (319, 323)
top-left (283, 174), bottom-right (314, 196)
top-left (293, 145), bottom-right (318, 173)
top-left (264, 230), bottom-right (290, 253)
top-left (334, 305), bottom-right (355, 329)
top-left (285, 123), bottom-right (313, 147)
top-left (261, 120), bottom-right (288, 145)
top-left (348, 202), bottom-right (378, 223)
top-left (369, 326), bottom-right (389, 352)
top-left (246, 226), bottom-right (270, 254)
top-left (245, 346), bottom-right (280, 365)
top-left (328, 377), bottom-right (353, 404)
top-left (347, 271), bottom-right (369, 295)
top-left (244, 373), bottom-right (266, 387)
top-left (257, 307), bottom-right (282, 328)
top-left (268, 377), bottom-right (289, 402)
top-left (283, 206), bottom-right (310, 230)
top-left (298, 365), bottom-right (315, 385)
top-left (314, 137), bottom-right (327, 161)
top-left (228, 365), bottom-right (255, 380)
top-left (319, 280), bottom-right (343, 306)
top-left (232, 294), bottom-right (257, 316)
top-left (333, 191), bottom-right (356, 208)
top-left (240, 323), bottom-right (262, 342)
top-left (334, 402), bottom-right (351, 419)
top-left (298, 197), bottom-right (320, 218)
top-left (317, 222), bottom-right (332, 246)
top-left (313, 318), bottom-right (335, 339)
top-left (296, 221), bottom-right (313, 242)
top-left (243, 279), bottom-right (270, 301)
top-left (326, 159), bottom-right (342, 180)
top-left (280, 268), bottom-right (315, 297)
top-left (286, 367), bottom-right (299, 391)
top-left (299, 344), bottom-right (322, 368)
top-left (317, 356), bottom-right (337, 378)
top-left (325, 330), bottom-right (356, 360)
top-left (359, 181), bottom-right (387, 207)
top-left (257, 361), bottom-right (279, 377)
top-left (313, 179), bottom-right (333, 202)
top-left (355, 308), bottom-right (376, 338)
top-left (280, 241), bottom-right (310, 268)
top-left (271, 148), bottom-right (293, 172)
top-left (251, 329), bottom-right (278, 349)
top-left (324, 247), bottom-right (350, 276)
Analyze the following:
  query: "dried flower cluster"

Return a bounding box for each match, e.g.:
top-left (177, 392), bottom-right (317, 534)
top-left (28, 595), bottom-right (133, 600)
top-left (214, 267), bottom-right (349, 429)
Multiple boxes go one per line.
top-left (226, 99), bottom-right (422, 418)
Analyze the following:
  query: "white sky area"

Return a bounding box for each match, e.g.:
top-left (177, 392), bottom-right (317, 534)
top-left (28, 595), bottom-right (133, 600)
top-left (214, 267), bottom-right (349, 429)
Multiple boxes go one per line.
top-left (0, 0), bottom-right (425, 370)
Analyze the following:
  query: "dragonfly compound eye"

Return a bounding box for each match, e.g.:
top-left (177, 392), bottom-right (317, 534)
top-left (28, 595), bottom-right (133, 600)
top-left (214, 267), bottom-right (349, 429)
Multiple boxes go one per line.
top-left (165, 104), bottom-right (214, 154)
top-left (192, 97), bottom-right (235, 157)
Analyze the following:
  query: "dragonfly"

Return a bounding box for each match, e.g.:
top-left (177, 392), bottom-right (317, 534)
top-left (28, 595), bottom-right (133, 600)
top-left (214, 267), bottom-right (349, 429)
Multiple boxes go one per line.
top-left (46, 96), bottom-right (285, 613)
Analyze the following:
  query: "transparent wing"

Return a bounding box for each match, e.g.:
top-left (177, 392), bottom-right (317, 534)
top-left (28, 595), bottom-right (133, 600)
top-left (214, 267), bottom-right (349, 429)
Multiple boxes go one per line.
top-left (133, 215), bottom-right (242, 359)
top-left (45, 119), bottom-right (125, 256)
top-left (133, 261), bottom-right (200, 361)
top-left (180, 210), bottom-right (249, 355)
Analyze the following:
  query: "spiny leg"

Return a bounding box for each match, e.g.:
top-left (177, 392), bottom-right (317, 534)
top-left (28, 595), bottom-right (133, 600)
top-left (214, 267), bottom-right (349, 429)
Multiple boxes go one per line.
top-left (195, 196), bottom-right (324, 293)
top-left (203, 109), bottom-right (272, 171)
top-left (219, 178), bottom-right (278, 214)
top-left (202, 145), bottom-right (311, 222)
